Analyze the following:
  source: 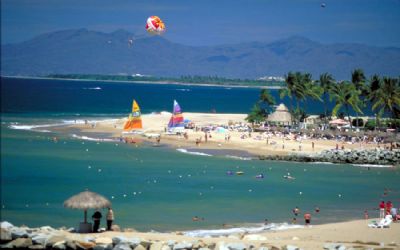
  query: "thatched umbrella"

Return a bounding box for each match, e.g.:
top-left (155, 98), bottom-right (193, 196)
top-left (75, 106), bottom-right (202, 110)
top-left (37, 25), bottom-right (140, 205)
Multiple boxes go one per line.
top-left (64, 190), bottom-right (111, 223)
top-left (267, 104), bottom-right (292, 125)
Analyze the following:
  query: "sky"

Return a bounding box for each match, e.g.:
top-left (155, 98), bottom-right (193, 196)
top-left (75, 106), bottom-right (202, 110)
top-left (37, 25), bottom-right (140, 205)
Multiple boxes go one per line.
top-left (1, 0), bottom-right (400, 47)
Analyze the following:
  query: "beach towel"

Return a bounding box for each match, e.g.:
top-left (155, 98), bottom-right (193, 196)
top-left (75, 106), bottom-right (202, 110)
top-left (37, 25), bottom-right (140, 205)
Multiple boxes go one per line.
top-left (368, 215), bottom-right (393, 228)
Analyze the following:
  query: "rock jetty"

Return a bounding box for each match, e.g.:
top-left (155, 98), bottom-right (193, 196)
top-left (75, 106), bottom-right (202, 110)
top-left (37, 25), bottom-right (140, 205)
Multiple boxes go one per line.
top-left (259, 149), bottom-right (400, 166)
top-left (0, 222), bottom-right (298, 250)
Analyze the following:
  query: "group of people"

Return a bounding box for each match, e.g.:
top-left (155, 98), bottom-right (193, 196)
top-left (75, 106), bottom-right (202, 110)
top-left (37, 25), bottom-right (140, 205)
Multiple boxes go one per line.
top-left (91, 208), bottom-right (115, 232)
top-left (378, 200), bottom-right (399, 221)
top-left (291, 206), bottom-right (320, 226)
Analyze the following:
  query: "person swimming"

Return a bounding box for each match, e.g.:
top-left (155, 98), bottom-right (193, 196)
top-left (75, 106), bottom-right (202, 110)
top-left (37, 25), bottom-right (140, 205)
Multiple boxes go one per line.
top-left (255, 174), bottom-right (264, 179)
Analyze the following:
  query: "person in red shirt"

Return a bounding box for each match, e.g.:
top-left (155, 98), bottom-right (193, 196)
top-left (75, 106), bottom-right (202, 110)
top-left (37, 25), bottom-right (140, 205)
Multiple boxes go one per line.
top-left (379, 201), bottom-right (385, 219)
top-left (386, 201), bottom-right (393, 216)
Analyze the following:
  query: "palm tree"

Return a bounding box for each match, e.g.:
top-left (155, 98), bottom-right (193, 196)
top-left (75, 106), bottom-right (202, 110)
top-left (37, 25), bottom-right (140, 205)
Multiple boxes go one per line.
top-left (351, 69), bottom-right (366, 128)
top-left (280, 72), bottom-right (310, 124)
top-left (371, 77), bottom-right (400, 119)
top-left (246, 89), bottom-right (276, 125)
top-left (246, 104), bottom-right (266, 124)
top-left (351, 68), bottom-right (366, 92)
top-left (259, 89), bottom-right (275, 112)
top-left (279, 72), bottom-right (296, 113)
top-left (330, 81), bottom-right (363, 131)
top-left (317, 73), bottom-right (335, 127)
top-left (368, 75), bottom-right (382, 130)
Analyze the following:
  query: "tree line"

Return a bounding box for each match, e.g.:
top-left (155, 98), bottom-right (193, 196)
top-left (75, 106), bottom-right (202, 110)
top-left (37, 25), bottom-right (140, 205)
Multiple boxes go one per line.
top-left (246, 69), bottom-right (400, 130)
top-left (46, 74), bottom-right (284, 87)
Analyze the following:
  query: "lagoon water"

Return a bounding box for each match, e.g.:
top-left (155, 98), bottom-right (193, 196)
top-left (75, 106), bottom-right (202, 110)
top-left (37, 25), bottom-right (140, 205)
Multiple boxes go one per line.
top-left (1, 77), bottom-right (399, 232)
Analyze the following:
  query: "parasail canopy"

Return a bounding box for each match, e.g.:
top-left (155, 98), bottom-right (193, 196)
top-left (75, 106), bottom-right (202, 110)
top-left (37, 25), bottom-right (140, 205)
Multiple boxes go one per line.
top-left (146, 16), bottom-right (166, 35)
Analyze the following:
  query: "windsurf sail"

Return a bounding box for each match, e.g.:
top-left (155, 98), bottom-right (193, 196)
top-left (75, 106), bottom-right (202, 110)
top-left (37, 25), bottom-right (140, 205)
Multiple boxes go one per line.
top-left (123, 100), bottom-right (143, 130)
top-left (168, 100), bottom-right (184, 131)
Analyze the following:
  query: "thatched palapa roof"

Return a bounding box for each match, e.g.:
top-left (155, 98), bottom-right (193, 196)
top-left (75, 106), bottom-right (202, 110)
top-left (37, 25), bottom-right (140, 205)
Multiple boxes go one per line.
top-left (267, 103), bottom-right (292, 124)
top-left (64, 190), bottom-right (111, 210)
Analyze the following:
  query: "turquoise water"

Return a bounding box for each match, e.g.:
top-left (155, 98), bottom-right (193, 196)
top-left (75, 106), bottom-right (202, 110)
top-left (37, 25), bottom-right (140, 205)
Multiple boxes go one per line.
top-left (1, 77), bottom-right (398, 232)
top-left (1, 117), bottom-right (399, 231)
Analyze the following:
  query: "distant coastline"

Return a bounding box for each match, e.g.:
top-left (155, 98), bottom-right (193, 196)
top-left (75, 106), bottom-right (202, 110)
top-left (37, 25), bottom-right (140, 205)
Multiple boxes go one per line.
top-left (0, 75), bottom-right (283, 89)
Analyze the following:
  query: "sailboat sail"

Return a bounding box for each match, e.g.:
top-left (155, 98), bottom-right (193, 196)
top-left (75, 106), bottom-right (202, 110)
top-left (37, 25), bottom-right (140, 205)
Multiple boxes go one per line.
top-left (123, 100), bottom-right (143, 130)
top-left (168, 100), bottom-right (184, 130)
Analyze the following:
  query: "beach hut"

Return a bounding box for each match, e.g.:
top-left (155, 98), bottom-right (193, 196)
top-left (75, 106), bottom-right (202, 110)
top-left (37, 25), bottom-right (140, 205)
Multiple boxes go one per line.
top-left (64, 190), bottom-right (111, 233)
top-left (266, 103), bottom-right (292, 126)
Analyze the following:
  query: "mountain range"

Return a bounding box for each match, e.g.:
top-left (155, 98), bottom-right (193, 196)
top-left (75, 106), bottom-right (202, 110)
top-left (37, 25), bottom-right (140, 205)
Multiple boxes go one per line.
top-left (1, 29), bottom-right (400, 79)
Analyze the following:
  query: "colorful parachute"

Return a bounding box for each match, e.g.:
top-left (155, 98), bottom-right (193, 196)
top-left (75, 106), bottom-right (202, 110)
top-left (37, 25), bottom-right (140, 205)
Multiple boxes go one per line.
top-left (146, 16), bottom-right (166, 35)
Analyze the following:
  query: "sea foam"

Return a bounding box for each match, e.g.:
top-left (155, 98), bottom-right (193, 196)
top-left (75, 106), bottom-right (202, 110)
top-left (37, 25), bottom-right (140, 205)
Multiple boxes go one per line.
top-left (183, 223), bottom-right (303, 237)
top-left (176, 148), bottom-right (212, 157)
top-left (71, 134), bottom-right (118, 142)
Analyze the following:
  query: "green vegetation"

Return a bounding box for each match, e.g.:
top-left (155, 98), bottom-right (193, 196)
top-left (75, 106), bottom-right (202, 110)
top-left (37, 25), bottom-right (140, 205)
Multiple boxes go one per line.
top-left (246, 89), bottom-right (276, 123)
top-left (46, 74), bottom-right (285, 87)
top-left (249, 69), bottom-right (400, 130)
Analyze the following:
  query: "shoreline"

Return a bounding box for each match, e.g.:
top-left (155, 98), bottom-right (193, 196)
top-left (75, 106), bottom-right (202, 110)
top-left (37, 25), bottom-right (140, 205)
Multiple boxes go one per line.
top-left (7, 112), bottom-right (398, 166)
top-left (1, 219), bottom-right (399, 250)
top-left (1, 75), bottom-right (283, 89)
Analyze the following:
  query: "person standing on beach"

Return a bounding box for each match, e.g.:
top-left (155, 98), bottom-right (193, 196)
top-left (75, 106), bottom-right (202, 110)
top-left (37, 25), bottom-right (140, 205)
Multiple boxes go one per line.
top-left (106, 207), bottom-right (114, 231)
top-left (379, 201), bottom-right (385, 219)
top-left (386, 201), bottom-right (393, 216)
top-left (364, 210), bottom-right (369, 220)
top-left (92, 210), bottom-right (102, 232)
top-left (304, 213), bottom-right (311, 226)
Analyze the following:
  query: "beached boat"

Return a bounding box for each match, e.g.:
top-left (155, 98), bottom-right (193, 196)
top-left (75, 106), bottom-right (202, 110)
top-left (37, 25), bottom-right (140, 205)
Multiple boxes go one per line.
top-left (123, 100), bottom-right (143, 131)
top-left (167, 100), bottom-right (185, 133)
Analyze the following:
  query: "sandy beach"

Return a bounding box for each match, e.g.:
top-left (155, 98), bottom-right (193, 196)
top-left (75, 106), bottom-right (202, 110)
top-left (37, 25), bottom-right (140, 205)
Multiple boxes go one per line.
top-left (66, 112), bottom-right (382, 157)
top-left (91, 219), bottom-right (400, 249)
top-left (3, 219), bottom-right (398, 250)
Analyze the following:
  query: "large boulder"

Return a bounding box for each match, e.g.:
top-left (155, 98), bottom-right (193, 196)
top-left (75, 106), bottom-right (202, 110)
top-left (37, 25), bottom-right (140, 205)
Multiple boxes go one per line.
top-left (113, 236), bottom-right (128, 245)
top-left (53, 241), bottom-right (67, 250)
top-left (134, 244), bottom-right (147, 250)
top-left (225, 243), bottom-right (247, 250)
top-left (75, 241), bottom-right (96, 250)
top-left (93, 244), bottom-right (113, 250)
top-left (45, 235), bottom-right (66, 248)
top-left (10, 227), bottom-right (29, 239)
top-left (0, 222), bottom-right (14, 230)
top-left (114, 243), bottom-right (133, 250)
top-left (242, 234), bottom-right (267, 241)
top-left (3, 238), bottom-right (33, 248)
top-left (0, 228), bottom-right (12, 242)
top-left (173, 242), bottom-right (193, 250)
top-left (150, 242), bottom-right (165, 250)
top-left (28, 244), bottom-right (46, 249)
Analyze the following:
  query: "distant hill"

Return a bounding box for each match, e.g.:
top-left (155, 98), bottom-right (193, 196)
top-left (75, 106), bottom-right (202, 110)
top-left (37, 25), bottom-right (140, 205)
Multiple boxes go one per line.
top-left (1, 29), bottom-right (400, 79)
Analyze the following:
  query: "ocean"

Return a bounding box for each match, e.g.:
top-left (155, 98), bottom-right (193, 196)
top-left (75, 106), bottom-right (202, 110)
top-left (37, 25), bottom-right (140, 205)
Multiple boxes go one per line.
top-left (1, 77), bottom-right (398, 234)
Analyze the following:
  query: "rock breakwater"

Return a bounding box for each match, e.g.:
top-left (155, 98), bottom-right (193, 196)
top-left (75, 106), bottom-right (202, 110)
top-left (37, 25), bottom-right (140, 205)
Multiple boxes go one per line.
top-left (259, 149), bottom-right (400, 166)
top-left (0, 222), bottom-right (295, 250)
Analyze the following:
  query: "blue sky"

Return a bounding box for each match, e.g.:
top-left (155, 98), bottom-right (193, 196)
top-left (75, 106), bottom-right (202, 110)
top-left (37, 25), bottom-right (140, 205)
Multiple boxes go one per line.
top-left (2, 0), bottom-right (400, 47)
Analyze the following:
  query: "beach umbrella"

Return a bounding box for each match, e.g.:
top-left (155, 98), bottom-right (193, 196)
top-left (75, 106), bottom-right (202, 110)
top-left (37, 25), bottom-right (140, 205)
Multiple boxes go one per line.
top-left (64, 190), bottom-right (111, 223)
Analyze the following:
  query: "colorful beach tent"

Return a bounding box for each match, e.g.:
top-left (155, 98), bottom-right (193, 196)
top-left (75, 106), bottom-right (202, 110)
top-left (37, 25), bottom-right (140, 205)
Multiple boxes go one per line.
top-left (123, 100), bottom-right (143, 130)
top-left (168, 100), bottom-right (185, 132)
